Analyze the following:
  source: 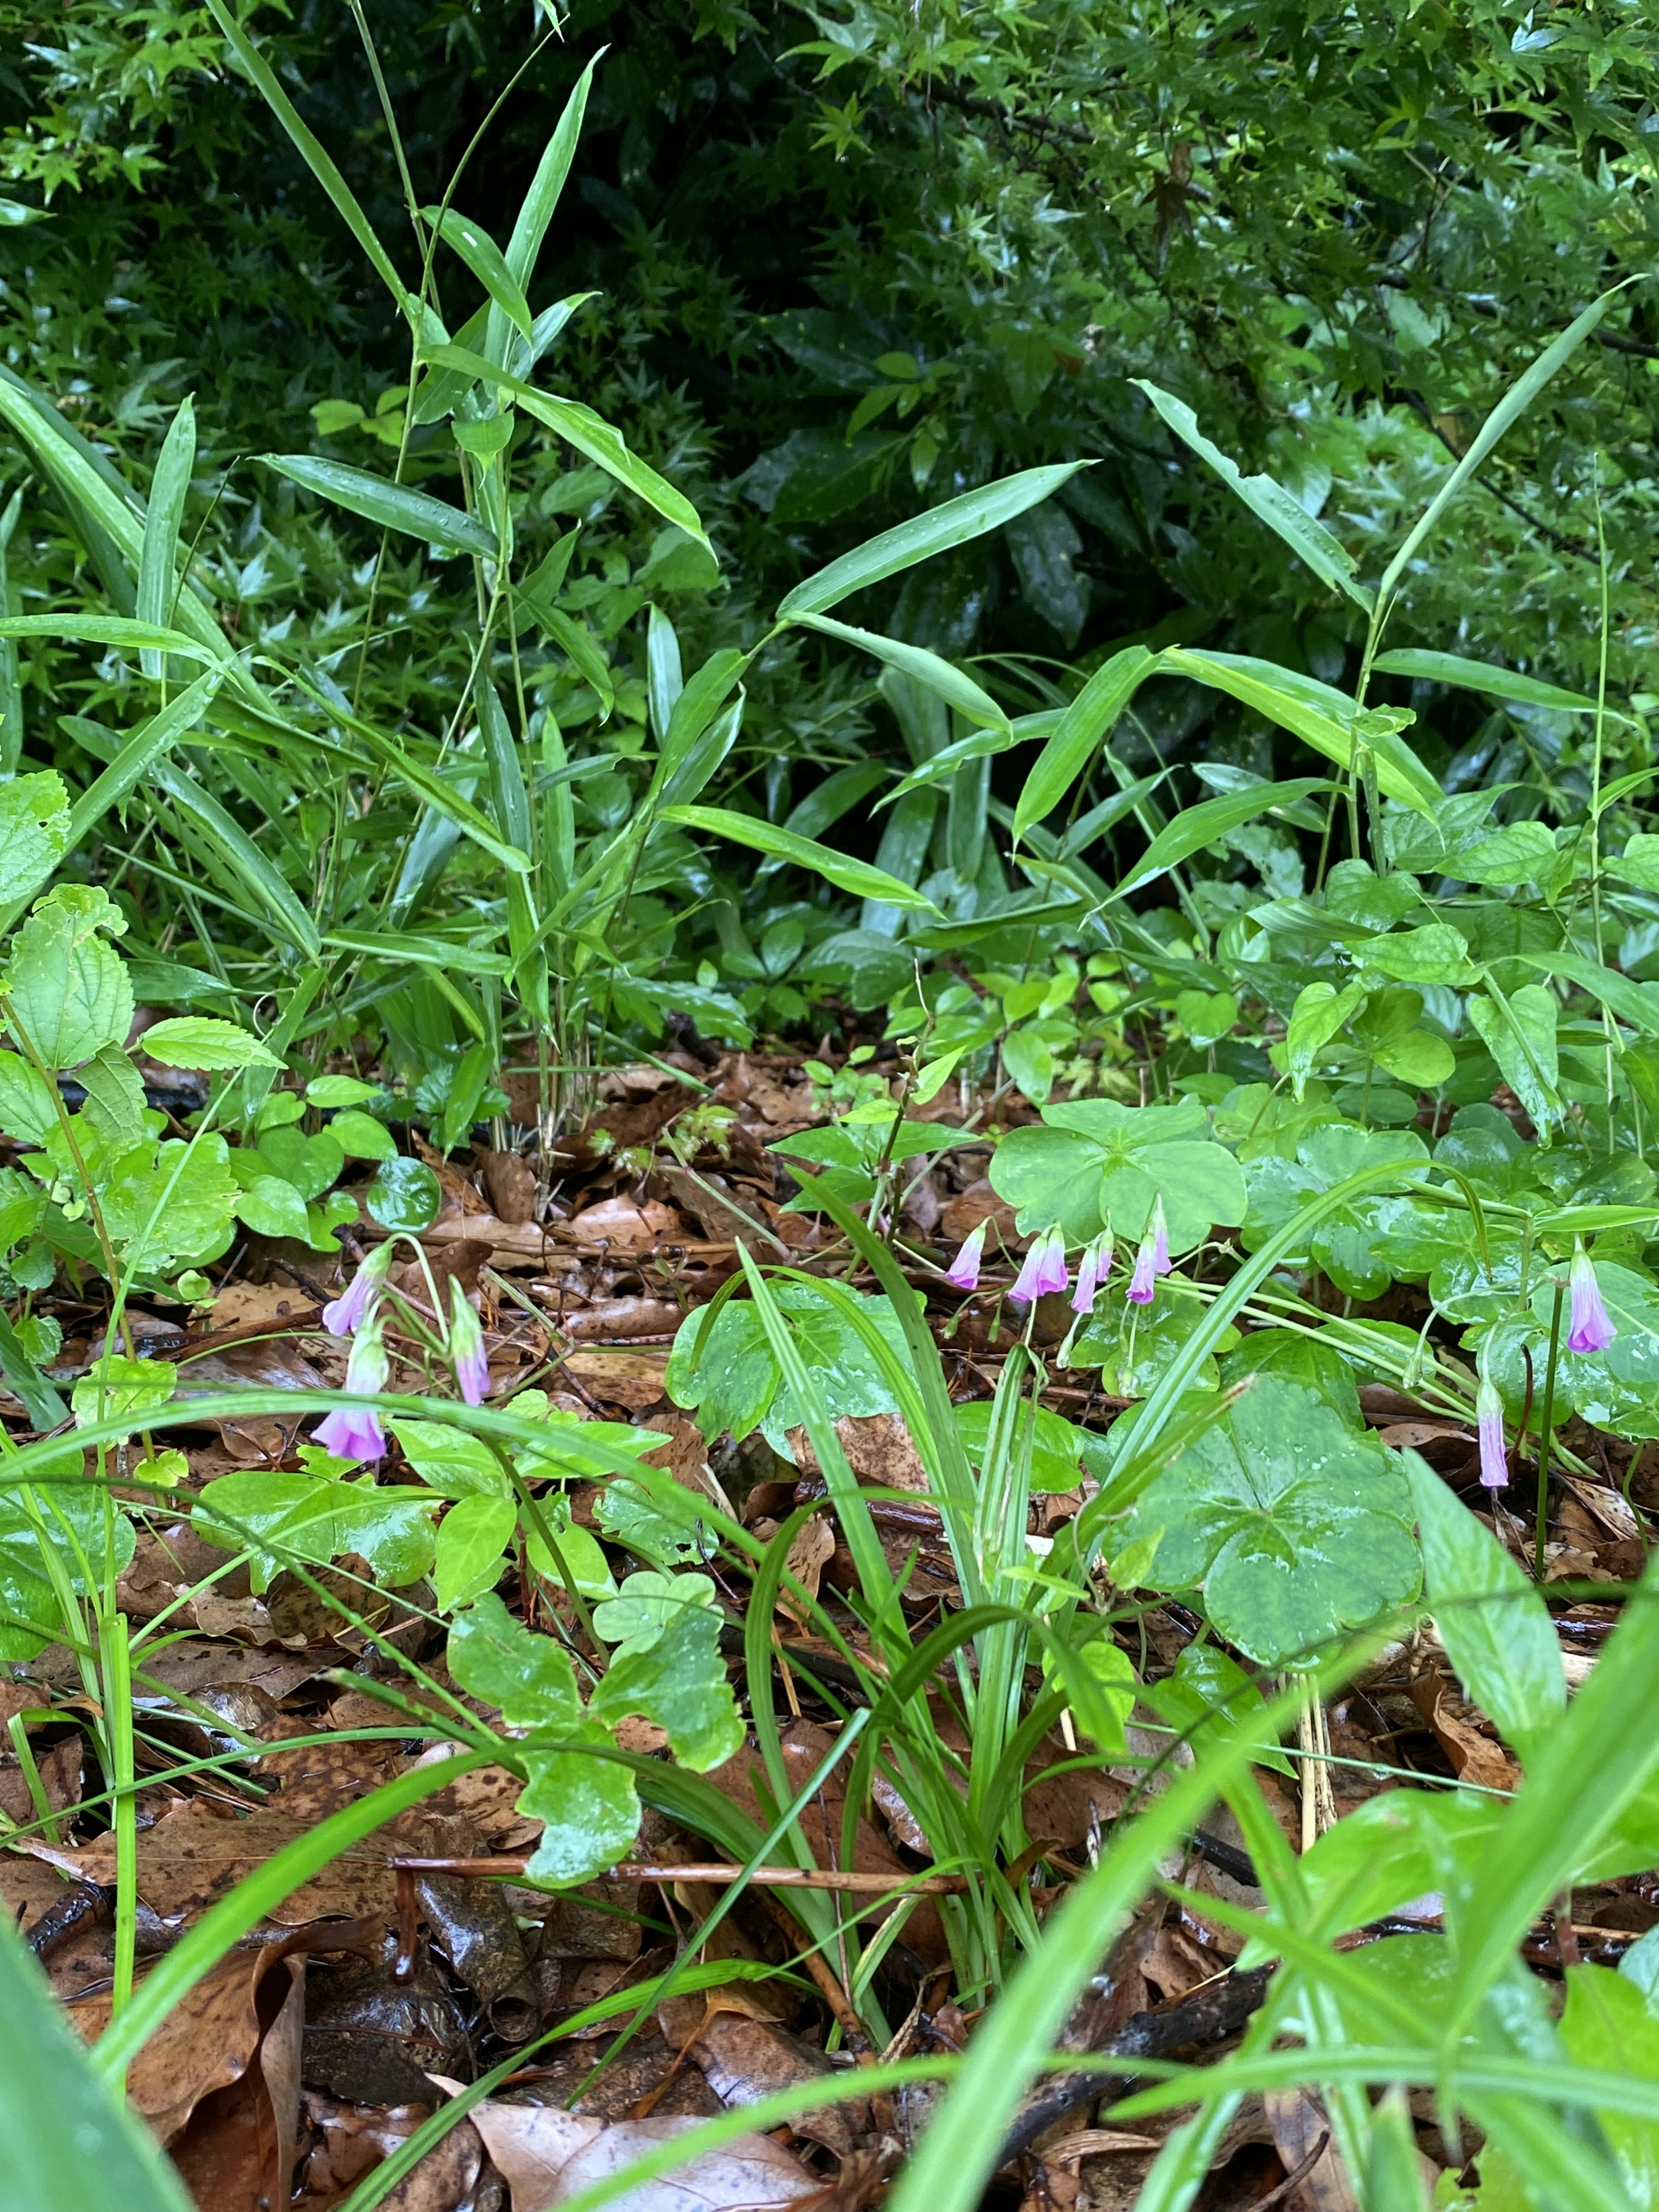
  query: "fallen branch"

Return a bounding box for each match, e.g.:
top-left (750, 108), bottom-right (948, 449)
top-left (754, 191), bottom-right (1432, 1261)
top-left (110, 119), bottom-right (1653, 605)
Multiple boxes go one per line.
top-left (388, 1855), bottom-right (974, 1895)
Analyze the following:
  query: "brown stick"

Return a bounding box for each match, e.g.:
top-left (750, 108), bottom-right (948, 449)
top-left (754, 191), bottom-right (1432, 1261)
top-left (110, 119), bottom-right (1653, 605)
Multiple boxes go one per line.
top-left (388, 1855), bottom-right (972, 1895)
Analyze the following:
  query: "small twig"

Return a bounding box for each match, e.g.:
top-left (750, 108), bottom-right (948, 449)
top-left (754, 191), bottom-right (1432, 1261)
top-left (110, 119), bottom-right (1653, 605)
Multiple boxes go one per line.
top-left (388, 1855), bottom-right (973, 1895)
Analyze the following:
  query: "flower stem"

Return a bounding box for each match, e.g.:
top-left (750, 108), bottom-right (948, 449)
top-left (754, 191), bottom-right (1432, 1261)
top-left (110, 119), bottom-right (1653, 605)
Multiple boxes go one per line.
top-left (1535, 1282), bottom-right (1566, 1582)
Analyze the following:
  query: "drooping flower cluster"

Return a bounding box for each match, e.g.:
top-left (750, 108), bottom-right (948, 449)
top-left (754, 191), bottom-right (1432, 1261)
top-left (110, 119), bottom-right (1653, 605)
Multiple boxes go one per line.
top-left (312, 1236), bottom-right (494, 1462)
top-left (1010, 1224), bottom-right (1069, 1306)
top-left (1127, 1198), bottom-right (1172, 1306)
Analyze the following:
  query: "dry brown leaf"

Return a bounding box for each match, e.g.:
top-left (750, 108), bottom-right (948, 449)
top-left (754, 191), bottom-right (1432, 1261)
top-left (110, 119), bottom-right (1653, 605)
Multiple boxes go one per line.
top-left (568, 1196), bottom-right (681, 1249)
top-left (169, 1955), bottom-right (305, 2212)
top-left (1409, 1675), bottom-right (1522, 1792)
top-left (208, 1282), bottom-right (319, 1331)
top-left (480, 1146), bottom-right (539, 1225)
top-left (566, 1298), bottom-right (685, 1341)
top-left (263, 1731), bottom-right (396, 1821)
top-left (0, 1732), bottom-right (81, 1824)
top-left (1264, 2088), bottom-right (1358, 2211)
top-left (685, 2006), bottom-right (868, 2155)
top-left (72, 1798), bottom-right (397, 1923)
top-left (456, 2094), bottom-right (822, 2212)
top-left (565, 1348), bottom-right (671, 1410)
top-left (939, 1178), bottom-right (1020, 1247)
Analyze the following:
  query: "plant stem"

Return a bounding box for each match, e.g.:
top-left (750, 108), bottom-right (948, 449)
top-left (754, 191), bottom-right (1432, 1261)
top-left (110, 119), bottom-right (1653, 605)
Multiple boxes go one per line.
top-left (1535, 1280), bottom-right (1566, 1582)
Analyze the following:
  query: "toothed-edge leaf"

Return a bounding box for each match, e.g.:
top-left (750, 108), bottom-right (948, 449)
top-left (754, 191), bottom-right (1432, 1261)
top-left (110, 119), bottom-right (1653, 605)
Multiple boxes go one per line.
top-left (0, 1049), bottom-right (60, 1143)
top-left (140, 1017), bottom-right (281, 1071)
top-left (194, 1468), bottom-right (441, 1595)
top-left (71, 1352), bottom-right (175, 1428)
top-left (1119, 1375), bottom-right (1420, 1667)
top-left (0, 772), bottom-right (69, 908)
top-left (3, 887), bottom-right (132, 1071)
top-left (590, 1599), bottom-right (744, 1770)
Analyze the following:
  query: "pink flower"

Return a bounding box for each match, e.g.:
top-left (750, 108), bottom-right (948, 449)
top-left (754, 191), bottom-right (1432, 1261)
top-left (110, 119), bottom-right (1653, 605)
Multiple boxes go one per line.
top-left (323, 1239), bottom-right (396, 1338)
top-left (1476, 1376), bottom-right (1508, 1490)
top-left (943, 1222), bottom-right (987, 1292)
top-left (1149, 1196), bottom-right (1171, 1278)
top-left (1071, 1231), bottom-right (1114, 1315)
top-left (1010, 1225), bottom-right (1068, 1306)
top-left (314, 1314), bottom-right (389, 1463)
top-left (1128, 1233), bottom-right (1158, 1306)
top-left (1568, 1243), bottom-right (1616, 1355)
top-left (448, 1279), bottom-right (490, 1407)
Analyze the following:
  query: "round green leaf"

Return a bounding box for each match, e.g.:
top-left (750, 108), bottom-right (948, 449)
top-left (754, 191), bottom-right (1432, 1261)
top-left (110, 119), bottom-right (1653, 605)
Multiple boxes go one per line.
top-left (367, 1156), bottom-right (442, 1232)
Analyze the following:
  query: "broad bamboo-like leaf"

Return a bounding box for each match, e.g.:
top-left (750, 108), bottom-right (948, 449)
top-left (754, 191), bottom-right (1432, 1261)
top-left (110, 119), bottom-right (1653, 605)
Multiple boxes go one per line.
top-left (1162, 647), bottom-right (1441, 811)
top-left (775, 461), bottom-right (1087, 619)
top-left (421, 205), bottom-right (533, 339)
top-left (660, 804), bottom-right (939, 909)
top-left (482, 53), bottom-right (603, 370)
top-left (136, 396), bottom-right (194, 680)
top-left (0, 613), bottom-right (217, 663)
top-left (1114, 776), bottom-right (1329, 899)
top-left (61, 672), bottom-right (225, 858)
top-left (1377, 283), bottom-right (1632, 612)
top-left (1013, 647), bottom-right (1159, 837)
top-left (790, 610), bottom-right (1009, 731)
top-left (154, 760), bottom-right (322, 958)
top-left (260, 455), bottom-right (497, 557)
top-left (1135, 379), bottom-right (1373, 610)
top-left (420, 343), bottom-right (713, 553)
top-left (203, 0), bottom-right (418, 321)
top-left (0, 1915), bottom-right (192, 2212)
top-left (1371, 647), bottom-right (1610, 715)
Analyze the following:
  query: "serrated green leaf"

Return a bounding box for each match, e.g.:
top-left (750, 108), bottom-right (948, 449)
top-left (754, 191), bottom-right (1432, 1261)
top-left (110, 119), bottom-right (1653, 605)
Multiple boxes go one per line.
top-left (141, 1017), bottom-right (280, 1072)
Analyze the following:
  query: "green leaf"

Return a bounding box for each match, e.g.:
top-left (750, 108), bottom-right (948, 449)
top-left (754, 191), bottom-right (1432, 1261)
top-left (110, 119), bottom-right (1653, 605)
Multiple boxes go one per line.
top-left (989, 1093), bottom-right (1247, 1250)
top-left (72, 1351), bottom-right (174, 1430)
top-left (789, 610), bottom-right (1009, 731)
top-left (367, 1157), bottom-right (442, 1231)
top-left (4, 885), bottom-right (132, 1069)
top-left (1371, 648), bottom-right (1606, 716)
top-left (154, 762), bottom-right (322, 959)
top-left (1116, 777), bottom-right (1329, 901)
top-left (666, 1280), bottom-right (913, 1455)
top-left (1467, 985), bottom-right (1561, 1131)
top-left (77, 1043), bottom-right (146, 1145)
top-left (420, 207), bottom-right (533, 340)
top-left (448, 1590), bottom-right (580, 1723)
top-left (1121, 1376), bottom-right (1421, 1666)
top-left (0, 1468), bottom-right (134, 1662)
top-left (137, 396), bottom-right (194, 681)
top-left (260, 455), bottom-right (497, 558)
top-left (1134, 379), bottom-right (1373, 610)
top-left (0, 772), bottom-right (69, 909)
top-left (0, 1049), bottom-right (61, 1143)
top-left (591, 1592), bottom-right (744, 1769)
top-left (0, 1913), bottom-right (193, 2212)
top-left (1162, 648), bottom-right (1441, 812)
top-left (953, 1398), bottom-right (1095, 1493)
top-left (434, 1492), bottom-right (516, 1611)
top-left (61, 672), bottom-right (225, 862)
top-left (328, 1108), bottom-right (397, 1160)
top-left (591, 1567), bottom-right (718, 1651)
top-left (1013, 648), bottom-right (1160, 839)
top-left (420, 345), bottom-right (713, 554)
top-left (0, 614), bottom-right (219, 663)
top-left (1285, 978), bottom-right (1368, 1100)
top-left (140, 1017), bottom-right (280, 1071)
top-left (1403, 1449), bottom-right (1564, 1762)
top-left (1377, 281), bottom-right (1632, 612)
top-left (661, 804), bottom-right (939, 910)
top-left (232, 1173), bottom-right (310, 1242)
top-left (490, 54), bottom-right (601, 364)
top-left (775, 461), bottom-right (1085, 619)
top-left (101, 1136), bottom-right (239, 1274)
top-left (389, 1417), bottom-right (506, 1499)
top-left (1141, 1640), bottom-right (1296, 1776)
top-left (1355, 923), bottom-right (1474, 986)
top-left (536, 606), bottom-right (613, 718)
top-left (194, 1467), bottom-right (440, 1593)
